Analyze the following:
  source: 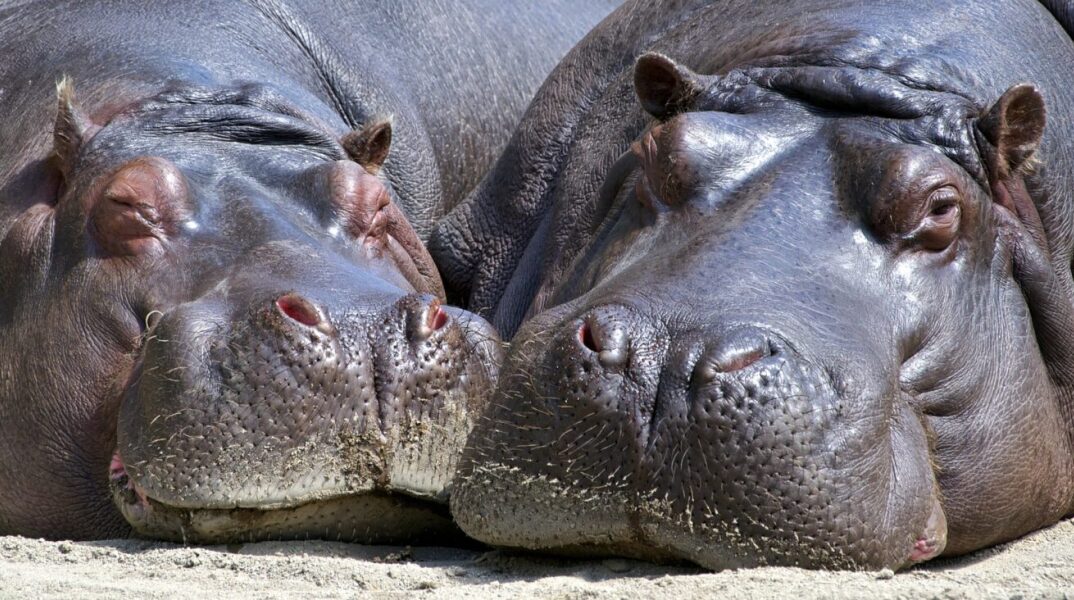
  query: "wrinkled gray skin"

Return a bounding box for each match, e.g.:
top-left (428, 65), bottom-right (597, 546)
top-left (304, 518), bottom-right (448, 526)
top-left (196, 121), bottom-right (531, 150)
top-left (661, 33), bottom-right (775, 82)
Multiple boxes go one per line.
top-left (434, 0), bottom-right (1074, 570)
top-left (0, 0), bottom-right (616, 542)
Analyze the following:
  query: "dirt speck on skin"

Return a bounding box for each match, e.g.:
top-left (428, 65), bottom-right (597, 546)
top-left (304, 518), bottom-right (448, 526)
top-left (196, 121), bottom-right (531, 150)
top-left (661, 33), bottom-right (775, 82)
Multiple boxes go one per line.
top-left (4, 519), bottom-right (1074, 599)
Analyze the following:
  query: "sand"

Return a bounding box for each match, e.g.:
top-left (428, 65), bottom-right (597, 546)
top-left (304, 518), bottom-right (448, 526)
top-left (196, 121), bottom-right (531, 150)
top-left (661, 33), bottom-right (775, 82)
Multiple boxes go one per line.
top-left (3, 519), bottom-right (1074, 599)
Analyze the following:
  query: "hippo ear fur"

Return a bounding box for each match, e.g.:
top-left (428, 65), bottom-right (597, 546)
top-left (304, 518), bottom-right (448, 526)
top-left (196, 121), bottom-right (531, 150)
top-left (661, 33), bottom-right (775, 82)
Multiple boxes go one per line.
top-left (634, 52), bottom-right (706, 119)
top-left (342, 117), bottom-right (392, 174)
top-left (979, 84), bottom-right (1046, 179)
top-left (53, 77), bottom-right (95, 177)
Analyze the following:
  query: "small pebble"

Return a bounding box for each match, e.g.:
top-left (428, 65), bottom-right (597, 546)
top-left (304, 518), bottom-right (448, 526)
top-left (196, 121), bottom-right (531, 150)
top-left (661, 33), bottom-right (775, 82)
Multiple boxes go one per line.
top-left (875, 568), bottom-right (895, 580)
top-left (602, 558), bottom-right (632, 573)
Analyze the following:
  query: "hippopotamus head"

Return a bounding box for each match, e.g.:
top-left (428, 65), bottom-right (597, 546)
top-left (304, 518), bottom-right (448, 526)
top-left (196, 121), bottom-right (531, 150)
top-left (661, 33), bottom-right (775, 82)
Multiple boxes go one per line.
top-left (0, 80), bottom-right (499, 542)
top-left (448, 49), bottom-right (1074, 569)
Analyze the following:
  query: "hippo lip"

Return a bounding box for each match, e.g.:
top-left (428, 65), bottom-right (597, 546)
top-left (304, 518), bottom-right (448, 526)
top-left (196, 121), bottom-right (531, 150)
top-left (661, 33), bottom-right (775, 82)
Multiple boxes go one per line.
top-left (909, 537), bottom-right (943, 563)
top-left (108, 450), bottom-right (465, 544)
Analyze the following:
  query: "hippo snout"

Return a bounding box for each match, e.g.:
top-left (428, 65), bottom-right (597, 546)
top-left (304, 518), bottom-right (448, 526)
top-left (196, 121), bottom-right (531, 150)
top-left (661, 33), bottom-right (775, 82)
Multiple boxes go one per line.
top-left (453, 304), bottom-right (943, 570)
top-left (113, 264), bottom-right (500, 544)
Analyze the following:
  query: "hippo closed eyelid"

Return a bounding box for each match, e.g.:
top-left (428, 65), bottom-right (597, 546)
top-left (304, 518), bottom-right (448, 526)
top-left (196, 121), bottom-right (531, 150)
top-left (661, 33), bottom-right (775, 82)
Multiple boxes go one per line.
top-left (906, 180), bottom-right (968, 252)
top-left (88, 157), bottom-right (191, 257)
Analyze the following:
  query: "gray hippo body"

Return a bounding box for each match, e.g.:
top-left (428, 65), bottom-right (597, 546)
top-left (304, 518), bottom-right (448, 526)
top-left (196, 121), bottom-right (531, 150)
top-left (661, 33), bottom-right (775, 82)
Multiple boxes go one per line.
top-left (434, 0), bottom-right (1074, 570)
top-left (0, 0), bottom-right (616, 541)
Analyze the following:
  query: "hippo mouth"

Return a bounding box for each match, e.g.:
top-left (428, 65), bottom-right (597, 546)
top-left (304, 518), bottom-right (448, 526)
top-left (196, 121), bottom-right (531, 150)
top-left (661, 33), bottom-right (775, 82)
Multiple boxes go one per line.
top-left (109, 450), bottom-right (466, 545)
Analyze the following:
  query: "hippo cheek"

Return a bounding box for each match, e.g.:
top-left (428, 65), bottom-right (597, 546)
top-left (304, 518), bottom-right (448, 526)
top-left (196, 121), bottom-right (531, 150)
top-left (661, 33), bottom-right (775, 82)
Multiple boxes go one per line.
top-left (111, 285), bottom-right (500, 544)
top-left (452, 308), bottom-right (945, 570)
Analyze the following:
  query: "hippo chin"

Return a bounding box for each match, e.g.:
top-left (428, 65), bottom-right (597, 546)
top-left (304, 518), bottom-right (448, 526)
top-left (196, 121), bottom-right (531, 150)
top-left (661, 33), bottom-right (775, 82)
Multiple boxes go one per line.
top-left (0, 0), bottom-right (616, 542)
top-left (434, 0), bottom-right (1074, 570)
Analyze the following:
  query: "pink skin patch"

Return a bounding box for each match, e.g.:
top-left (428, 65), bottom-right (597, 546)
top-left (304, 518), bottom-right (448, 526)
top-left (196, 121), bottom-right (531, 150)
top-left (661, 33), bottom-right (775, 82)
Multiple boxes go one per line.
top-left (109, 452), bottom-right (126, 481)
top-left (109, 451), bottom-right (149, 508)
top-left (909, 537), bottom-right (942, 562)
top-left (909, 500), bottom-right (948, 564)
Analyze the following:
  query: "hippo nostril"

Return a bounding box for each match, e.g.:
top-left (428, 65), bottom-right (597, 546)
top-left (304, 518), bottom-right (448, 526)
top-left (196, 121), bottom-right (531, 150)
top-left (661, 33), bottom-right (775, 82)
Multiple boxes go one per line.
top-left (578, 322), bottom-right (599, 352)
top-left (408, 298), bottom-right (450, 342)
top-left (578, 317), bottom-right (630, 368)
top-left (693, 328), bottom-right (774, 383)
top-left (109, 451), bottom-right (126, 483)
top-left (429, 303), bottom-right (449, 332)
top-left (714, 346), bottom-right (767, 373)
top-left (275, 293), bottom-right (323, 328)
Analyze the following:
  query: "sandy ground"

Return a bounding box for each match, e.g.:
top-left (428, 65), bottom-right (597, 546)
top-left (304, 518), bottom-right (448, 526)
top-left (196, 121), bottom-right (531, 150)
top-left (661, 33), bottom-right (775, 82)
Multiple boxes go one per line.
top-left (3, 520), bottom-right (1074, 599)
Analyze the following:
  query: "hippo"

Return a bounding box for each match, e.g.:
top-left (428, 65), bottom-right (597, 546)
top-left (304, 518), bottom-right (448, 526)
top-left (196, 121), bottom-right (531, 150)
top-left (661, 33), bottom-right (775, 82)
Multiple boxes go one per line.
top-left (0, 0), bottom-right (617, 542)
top-left (432, 0), bottom-right (1074, 570)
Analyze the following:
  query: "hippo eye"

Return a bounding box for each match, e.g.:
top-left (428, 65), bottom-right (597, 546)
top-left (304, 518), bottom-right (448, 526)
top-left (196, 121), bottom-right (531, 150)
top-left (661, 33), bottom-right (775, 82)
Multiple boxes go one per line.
top-left (911, 185), bottom-right (961, 251)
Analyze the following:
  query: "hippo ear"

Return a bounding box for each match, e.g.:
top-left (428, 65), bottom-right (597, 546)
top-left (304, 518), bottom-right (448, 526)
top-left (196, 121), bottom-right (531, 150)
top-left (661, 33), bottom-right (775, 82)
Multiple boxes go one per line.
top-left (341, 117), bottom-right (392, 174)
top-left (634, 53), bottom-right (706, 119)
top-left (53, 77), bottom-right (96, 177)
top-left (979, 84), bottom-right (1046, 179)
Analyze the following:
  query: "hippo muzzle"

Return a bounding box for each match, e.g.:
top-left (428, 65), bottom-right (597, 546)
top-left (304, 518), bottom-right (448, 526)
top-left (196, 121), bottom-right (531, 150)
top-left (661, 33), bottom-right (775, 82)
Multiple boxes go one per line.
top-left (454, 296), bottom-right (945, 569)
top-left (109, 242), bottom-right (501, 544)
